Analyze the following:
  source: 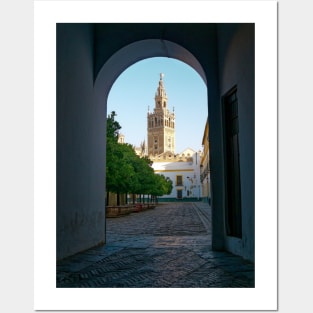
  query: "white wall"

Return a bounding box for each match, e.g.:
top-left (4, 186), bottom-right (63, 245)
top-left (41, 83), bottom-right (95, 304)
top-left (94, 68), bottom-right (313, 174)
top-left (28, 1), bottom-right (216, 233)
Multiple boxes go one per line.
top-left (57, 24), bottom-right (106, 260)
top-left (153, 149), bottom-right (201, 200)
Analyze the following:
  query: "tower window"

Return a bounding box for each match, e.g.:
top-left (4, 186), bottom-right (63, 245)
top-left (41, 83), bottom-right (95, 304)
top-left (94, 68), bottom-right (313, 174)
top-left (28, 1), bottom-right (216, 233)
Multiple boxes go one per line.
top-left (163, 101), bottom-right (166, 107)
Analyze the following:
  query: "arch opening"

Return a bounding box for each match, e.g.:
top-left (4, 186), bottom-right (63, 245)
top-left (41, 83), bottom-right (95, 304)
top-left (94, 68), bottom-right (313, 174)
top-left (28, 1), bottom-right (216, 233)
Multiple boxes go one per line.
top-left (96, 42), bottom-right (211, 240)
top-left (94, 39), bottom-right (208, 108)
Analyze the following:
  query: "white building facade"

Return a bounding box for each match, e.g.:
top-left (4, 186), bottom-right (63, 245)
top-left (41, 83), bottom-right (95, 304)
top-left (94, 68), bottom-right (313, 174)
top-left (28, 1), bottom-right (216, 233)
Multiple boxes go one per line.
top-left (200, 120), bottom-right (211, 204)
top-left (151, 148), bottom-right (201, 201)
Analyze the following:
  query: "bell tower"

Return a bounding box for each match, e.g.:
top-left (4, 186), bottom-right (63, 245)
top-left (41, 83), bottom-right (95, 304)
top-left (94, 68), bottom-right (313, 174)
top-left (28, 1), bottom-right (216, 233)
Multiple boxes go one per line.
top-left (147, 73), bottom-right (175, 156)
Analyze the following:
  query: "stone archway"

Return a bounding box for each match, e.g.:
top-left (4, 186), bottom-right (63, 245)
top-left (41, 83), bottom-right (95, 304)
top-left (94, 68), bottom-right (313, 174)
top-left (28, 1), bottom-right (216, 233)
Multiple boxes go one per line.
top-left (94, 39), bottom-right (207, 109)
top-left (57, 23), bottom-right (255, 262)
top-left (94, 39), bottom-right (209, 240)
top-left (56, 24), bottom-right (221, 261)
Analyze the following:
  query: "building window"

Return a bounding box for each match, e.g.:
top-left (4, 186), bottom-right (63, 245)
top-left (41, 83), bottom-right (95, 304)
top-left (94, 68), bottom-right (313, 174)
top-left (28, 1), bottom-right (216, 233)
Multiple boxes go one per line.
top-left (176, 175), bottom-right (183, 186)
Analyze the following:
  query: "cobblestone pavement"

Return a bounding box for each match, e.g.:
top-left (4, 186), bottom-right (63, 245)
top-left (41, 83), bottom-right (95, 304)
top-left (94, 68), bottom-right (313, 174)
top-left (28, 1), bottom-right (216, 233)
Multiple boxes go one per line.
top-left (57, 202), bottom-right (254, 288)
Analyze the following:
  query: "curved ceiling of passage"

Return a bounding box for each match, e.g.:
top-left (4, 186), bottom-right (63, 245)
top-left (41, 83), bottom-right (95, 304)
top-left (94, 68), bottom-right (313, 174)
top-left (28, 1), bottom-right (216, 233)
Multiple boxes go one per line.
top-left (94, 39), bottom-right (207, 102)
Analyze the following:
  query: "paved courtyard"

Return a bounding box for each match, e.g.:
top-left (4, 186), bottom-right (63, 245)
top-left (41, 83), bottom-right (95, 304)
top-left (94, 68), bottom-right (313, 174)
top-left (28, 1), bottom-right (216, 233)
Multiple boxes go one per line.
top-left (57, 202), bottom-right (254, 288)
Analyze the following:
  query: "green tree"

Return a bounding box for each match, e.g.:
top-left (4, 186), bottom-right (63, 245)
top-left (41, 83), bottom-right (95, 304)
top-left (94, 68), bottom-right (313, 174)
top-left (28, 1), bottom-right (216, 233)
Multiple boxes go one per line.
top-left (150, 174), bottom-right (173, 201)
top-left (130, 154), bottom-right (154, 203)
top-left (163, 176), bottom-right (173, 195)
top-left (106, 111), bottom-right (121, 140)
top-left (106, 111), bottom-right (173, 206)
top-left (106, 111), bottom-right (122, 204)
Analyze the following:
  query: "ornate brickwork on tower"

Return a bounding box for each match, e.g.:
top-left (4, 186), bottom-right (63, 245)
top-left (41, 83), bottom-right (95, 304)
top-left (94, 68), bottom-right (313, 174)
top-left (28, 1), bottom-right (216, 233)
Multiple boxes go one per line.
top-left (147, 74), bottom-right (175, 156)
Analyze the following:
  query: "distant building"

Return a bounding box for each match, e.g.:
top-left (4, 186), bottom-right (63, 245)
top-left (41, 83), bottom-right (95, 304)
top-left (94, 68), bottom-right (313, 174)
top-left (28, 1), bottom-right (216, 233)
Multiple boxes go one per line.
top-left (118, 74), bottom-right (206, 202)
top-left (147, 74), bottom-right (202, 201)
top-left (200, 120), bottom-right (211, 203)
top-left (117, 133), bottom-right (125, 144)
top-left (134, 139), bottom-right (147, 157)
top-left (152, 148), bottom-right (202, 201)
top-left (147, 73), bottom-right (175, 156)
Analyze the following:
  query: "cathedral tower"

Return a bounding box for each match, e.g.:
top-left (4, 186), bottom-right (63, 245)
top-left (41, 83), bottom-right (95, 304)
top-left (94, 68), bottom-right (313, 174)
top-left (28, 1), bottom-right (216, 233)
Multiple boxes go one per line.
top-left (147, 73), bottom-right (175, 156)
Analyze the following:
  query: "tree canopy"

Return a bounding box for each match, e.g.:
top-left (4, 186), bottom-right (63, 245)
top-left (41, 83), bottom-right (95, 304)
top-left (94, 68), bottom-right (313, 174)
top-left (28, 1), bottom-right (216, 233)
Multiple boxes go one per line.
top-left (106, 111), bottom-right (173, 202)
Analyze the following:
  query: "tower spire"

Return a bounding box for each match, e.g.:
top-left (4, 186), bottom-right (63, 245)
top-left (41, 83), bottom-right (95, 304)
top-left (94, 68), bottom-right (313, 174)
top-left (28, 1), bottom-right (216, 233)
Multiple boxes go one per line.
top-left (147, 73), bottom-right (175, 156)
top-left (155, 73), bottom-right (167, 109)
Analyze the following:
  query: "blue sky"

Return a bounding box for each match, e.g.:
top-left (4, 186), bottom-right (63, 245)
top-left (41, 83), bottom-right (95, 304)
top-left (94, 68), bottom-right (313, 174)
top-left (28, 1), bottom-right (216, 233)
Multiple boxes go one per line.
top-left (107, 57), bottom-right (208, 153)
